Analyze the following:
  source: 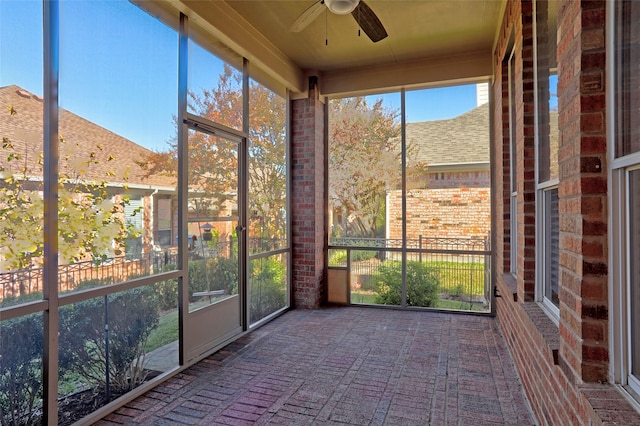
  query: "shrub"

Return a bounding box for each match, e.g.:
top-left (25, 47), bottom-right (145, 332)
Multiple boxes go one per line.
top-left (249, 257), bottom-right (286, 323)
top-left (0, 313), bottom-right (43, 426)
top-left (372, 260), bottom-right (440, 307)
top-left (153, 264), bottom-right (178, 312)
top-left (188, 257), bottom-right (238, 300)
top-left (208, 257), bottom-right (238, 295)
top-left (58, 286), bottom-right (159, 395)
top-left (329, 249), bottom-right (378, 266)
top-left (0, 292), bottom-right (43, 309)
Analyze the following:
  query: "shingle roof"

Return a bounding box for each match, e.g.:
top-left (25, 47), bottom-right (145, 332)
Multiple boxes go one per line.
top-left (406, 103), bottom-right (490, 166)
top-left (0, 85), bottom-right (175, 188)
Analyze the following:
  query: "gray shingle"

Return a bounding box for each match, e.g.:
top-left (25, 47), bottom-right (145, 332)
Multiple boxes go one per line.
top-left (406, 103), bottom-right (490, 166)
top-left (0, 85), bottom-right (175, 187)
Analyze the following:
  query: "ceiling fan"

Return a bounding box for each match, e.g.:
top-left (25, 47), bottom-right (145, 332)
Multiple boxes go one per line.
top-left (290, 0), bottom-right (388, 43)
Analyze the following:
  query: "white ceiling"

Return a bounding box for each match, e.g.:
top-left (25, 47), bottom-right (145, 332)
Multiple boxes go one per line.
top-left (226, 1), bottom-right (503, 70)
top-left (140, 0), bottom-right (506, 96)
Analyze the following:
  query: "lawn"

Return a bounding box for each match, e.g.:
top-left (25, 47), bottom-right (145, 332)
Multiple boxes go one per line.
top-left (145, 309), bottom-right (179, 352)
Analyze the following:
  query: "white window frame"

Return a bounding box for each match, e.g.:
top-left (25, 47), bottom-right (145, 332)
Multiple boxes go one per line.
top-left (608, 0), bottom-right (640, 403)
top-left (537, 184), bottom-right (560, 319)
top-left (625, 166), bottom-right (640, 394)
top-left (533, 0), bottom-right (560, 321)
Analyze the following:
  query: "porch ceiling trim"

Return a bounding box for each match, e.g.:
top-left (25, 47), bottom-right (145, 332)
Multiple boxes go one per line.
top-left (319, 51), bottom-right (493, 98)
top-left (136, 0), bottom-right (306, 95)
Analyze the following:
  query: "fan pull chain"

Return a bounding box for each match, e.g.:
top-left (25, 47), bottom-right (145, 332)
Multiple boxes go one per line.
top-left (325, 8), bottom-right (328, 46)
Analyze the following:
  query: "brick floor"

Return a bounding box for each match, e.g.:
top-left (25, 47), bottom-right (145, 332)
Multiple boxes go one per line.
top-left (95, 307), bottom-right (535, 425)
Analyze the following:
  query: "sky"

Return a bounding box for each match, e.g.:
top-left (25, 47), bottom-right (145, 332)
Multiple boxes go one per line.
top-left (1, 0), bottom-right (481, 152)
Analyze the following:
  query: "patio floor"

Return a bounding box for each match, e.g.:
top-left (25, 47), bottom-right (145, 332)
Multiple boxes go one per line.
top-left (96, 306), bottom-right (535, 425)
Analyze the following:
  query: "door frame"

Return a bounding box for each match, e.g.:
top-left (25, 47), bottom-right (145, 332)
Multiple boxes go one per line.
top-left (179, 113), bottom-right (248, 364)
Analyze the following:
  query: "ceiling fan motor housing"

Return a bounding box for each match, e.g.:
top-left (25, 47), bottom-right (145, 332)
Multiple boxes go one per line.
top-left (325, 0), bottom-right (360, 15)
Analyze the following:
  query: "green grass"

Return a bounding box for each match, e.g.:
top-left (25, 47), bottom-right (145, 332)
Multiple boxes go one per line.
top-left (350, 290), bottom-right (378, 305)
top-left (145, 309), bottom-right (179, 352)
top-left (428, 261), bottom-right (486, 296)
top-left (350, 289), bottom-right (487, 312)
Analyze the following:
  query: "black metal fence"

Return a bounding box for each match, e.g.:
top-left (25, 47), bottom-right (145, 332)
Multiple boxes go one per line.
top-left (1, 237), bottom-right (290, 302)
top-left (328, 236), bottom-right (491, 310)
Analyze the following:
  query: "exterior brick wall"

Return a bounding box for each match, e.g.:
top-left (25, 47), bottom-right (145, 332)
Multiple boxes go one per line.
top-left (387, 187), bottom-right (490, 240)
top-left (556, 0), bottom-right (609, 383)
top-left (492, 1), bottom-right (629, 425)
top-left (290, 79), bottom-right (326, 309)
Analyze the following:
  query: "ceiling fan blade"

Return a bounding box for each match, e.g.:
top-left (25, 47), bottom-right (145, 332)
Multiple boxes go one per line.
top-left (351, 1), bottom-right (388, 42)
top-left (290, 1), bottom-right (325, 32)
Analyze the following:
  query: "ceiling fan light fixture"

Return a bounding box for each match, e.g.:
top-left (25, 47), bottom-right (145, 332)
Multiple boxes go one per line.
top-left (325, 0), bottom-right (359, 15)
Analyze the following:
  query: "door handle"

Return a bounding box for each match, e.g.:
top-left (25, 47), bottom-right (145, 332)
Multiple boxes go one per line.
top-left (236, 225), bottom-right (246, 233)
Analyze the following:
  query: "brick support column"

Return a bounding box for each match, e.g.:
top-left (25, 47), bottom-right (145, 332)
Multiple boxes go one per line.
top-left (557, 0), bottom-right (608, 382)
top-left (290, 78), bottom-right (326, 309)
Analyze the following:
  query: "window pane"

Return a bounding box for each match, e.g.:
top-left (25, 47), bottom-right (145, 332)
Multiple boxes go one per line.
top-left (328, 94), bottom-right (401, 242)
top-left (58, 287), bottom-right (175, 423)
top-left (0, 2), bottom-right (44, 303)
top-left (615, 0), bottom-right (640, 158)
top-left (248, 80), bottom-right (287, 255)
top-left (510, 53), bottom-right (518, 192)
top-left (544, 188), bottom-right (560, 307)
top-left (187, 129), bottom-right (239, 313)
top-left (0, 313), bottom-right (43, 425)
top-left (187, 40), bottom-right (243, 131)
top-left (249, 254), bottom-right (287, 324)
top-left (536, 0), bottom-right (559, 182)
top-left (509, 51), bottom-right (519, 276)
top-left (58, 1), bottom-right (178, 293)
top-left (404, 85), bottom-right (491, 311)
top-left (630, 170), bottom-right (640, 378)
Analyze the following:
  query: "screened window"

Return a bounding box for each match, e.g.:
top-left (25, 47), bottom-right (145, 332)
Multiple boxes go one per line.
top-left (615, 0), bottom-right (640, 158)
top-left (613, 0), bottom-right (640, 398)
top-left (543, 188), bottom-right (560, 307)
top-left (508, 48), bottom-right (518, 276)
top-left (629, 170), bottom-right (640, 388)
top-left (535, 0), bottom-right (560, 314)
top-left (328, 85), bottom-right (491, 313)
top-left (59, 0), bottom-right (179, 290)
top-left (247, 79), bottom-right (289, 325)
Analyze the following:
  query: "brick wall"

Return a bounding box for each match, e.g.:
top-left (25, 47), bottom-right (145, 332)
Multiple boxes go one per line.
top-left (556, 0), bottom-right (608, 383)
top-left (492, 1), bottom-right (624, 424)
top-left (387, 187), bottom-right (490, 240)
top-left (290, 79), bottom-right (326, 309)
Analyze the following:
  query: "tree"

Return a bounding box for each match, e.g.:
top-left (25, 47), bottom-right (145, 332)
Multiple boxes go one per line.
top-left (137, 65), bottom-right (287, 241)
top-left (0, 106), bottom-right (137, 274)
top-left (329, 97), bottom-right (401, 238)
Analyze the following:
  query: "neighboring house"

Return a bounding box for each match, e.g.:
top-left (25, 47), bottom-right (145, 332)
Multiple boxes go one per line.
top-left (0, 85), bottom-right (178, 262)
top-left (386, 101), bottom-right (491, 242)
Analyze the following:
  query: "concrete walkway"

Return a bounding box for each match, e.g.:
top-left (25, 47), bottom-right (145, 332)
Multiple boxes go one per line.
top-left (97, 307), bottom-right (535, 425)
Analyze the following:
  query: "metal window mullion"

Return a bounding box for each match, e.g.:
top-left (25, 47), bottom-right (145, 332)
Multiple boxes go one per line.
top-left (177, 12), bottom-right (189, 366)
top-left (401, 89), bottom-right (407, 308)
top-left (241, 57), bottom-right (249, 330)
top-left (42, 1), bottom-right (60, 423)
